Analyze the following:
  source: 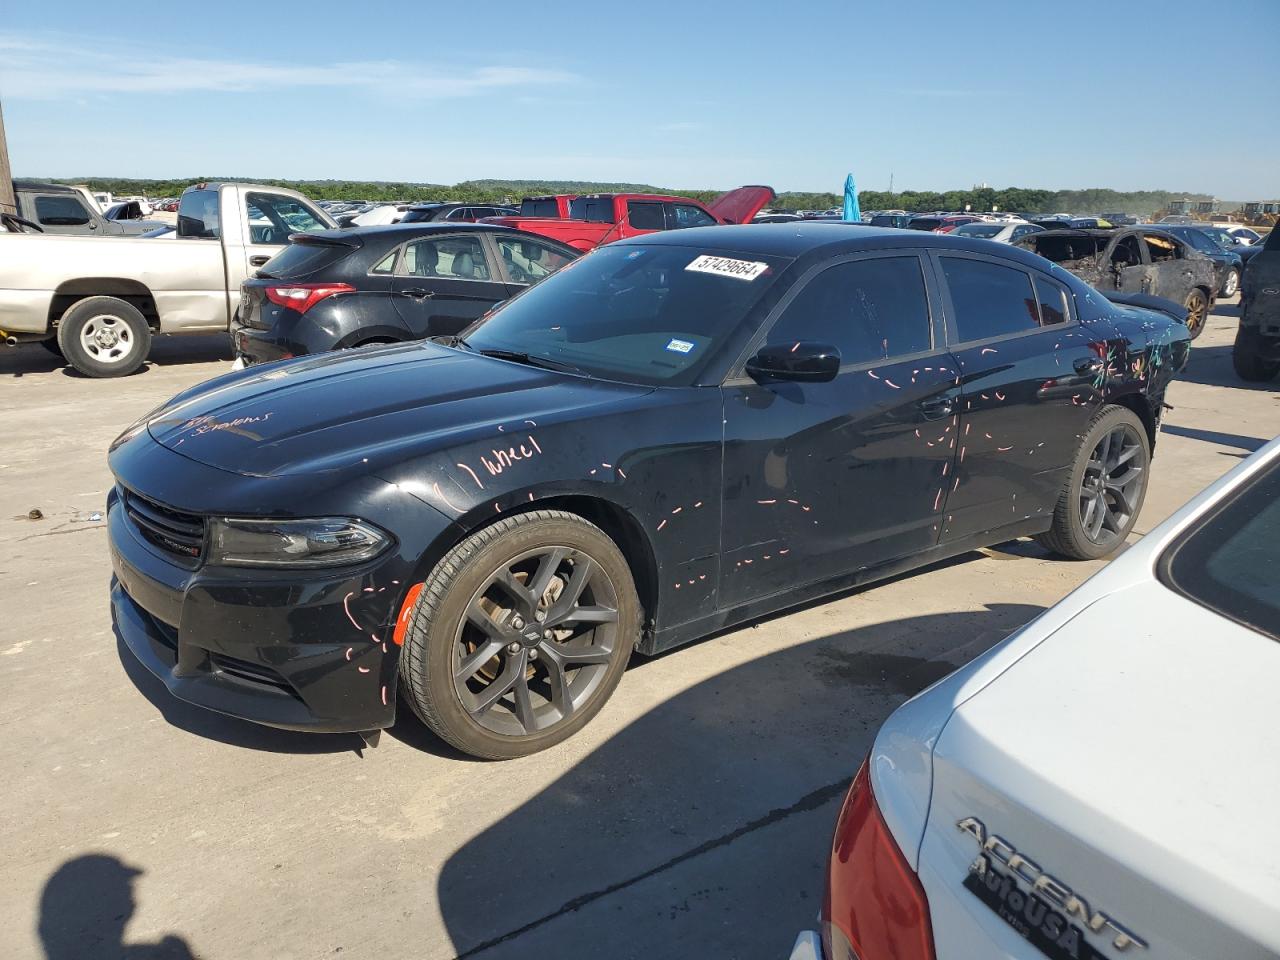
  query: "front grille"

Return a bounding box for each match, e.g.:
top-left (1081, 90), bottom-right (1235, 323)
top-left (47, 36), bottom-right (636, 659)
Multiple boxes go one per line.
top-left (123, 488), bottom-right (206, 565)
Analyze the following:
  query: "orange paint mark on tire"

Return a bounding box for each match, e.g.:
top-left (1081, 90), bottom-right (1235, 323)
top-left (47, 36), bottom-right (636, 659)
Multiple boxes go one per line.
top-left (392, 582), bottom-right (425, 646)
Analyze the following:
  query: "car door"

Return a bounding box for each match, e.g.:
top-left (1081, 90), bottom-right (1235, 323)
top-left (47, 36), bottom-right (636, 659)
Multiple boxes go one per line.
top-left (229, 190), bottom-right (332, 303)
top-left (1103, 232), bottom-right (1149, 293)
top-left (492, 233), bottom-right (578, 297)
top-left (1141, 231), bottom-right (1198, 303)
top-left (391, 233), bottom-right (509, 338)
top-left (719, 251), bottom-right (956, 606)
top-left (932, 252), bottom-right (1106, 544)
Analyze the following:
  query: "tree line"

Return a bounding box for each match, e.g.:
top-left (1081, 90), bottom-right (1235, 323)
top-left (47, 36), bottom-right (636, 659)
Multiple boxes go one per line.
top-left (44, 176), bottom-right (1212, 217)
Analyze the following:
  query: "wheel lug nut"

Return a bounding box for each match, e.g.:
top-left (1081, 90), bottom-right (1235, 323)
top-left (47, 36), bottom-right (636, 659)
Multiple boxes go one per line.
top-left (543, 629), bottom-right (553, 640)
top-left (510, 616), bottom-right (524, 629)
top-left (506, 642), bottom-right (521, 654)
top-left (528, 649), bottom-right (539, 660)
top-left (535, 610), bottom-right (545, 622)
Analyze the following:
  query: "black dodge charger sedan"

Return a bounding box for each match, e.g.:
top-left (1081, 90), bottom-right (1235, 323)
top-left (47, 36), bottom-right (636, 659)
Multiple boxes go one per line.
top-left (231, 223), bottom-right (579, 365)
top-left (109, 225), bottom-right (1190, 759)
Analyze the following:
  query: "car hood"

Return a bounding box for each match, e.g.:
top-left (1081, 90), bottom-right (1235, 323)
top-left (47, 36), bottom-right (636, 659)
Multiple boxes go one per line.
top-left (918, 579), bottom-right (1280, 957)
top-left (705, 185), bottom-right (776, 225)
top-left (146, 343), bottom-right (653, 478)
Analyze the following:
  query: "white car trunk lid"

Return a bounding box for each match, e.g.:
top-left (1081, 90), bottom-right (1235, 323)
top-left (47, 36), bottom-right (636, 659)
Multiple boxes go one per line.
top-left (917, 579), bottom-right (1280, 959)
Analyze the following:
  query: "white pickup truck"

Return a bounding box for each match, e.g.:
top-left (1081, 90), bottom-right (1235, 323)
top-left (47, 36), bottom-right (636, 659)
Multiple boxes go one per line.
top-left (0, 182), bottom-right (336, 377)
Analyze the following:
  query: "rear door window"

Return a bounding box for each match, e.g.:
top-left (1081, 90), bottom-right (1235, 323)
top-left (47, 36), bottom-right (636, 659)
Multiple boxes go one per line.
top-left (178, 189), bottom-right (220, 238)
top-left (496, 236), bottom-right (576, 284)
top-left (245, 193), bottom-right (327, 245)
top-left (765, 255), bottom-right (933, 364)
top-left (402, 236), bottom-right (491, 280)
top-left (1033, 275), bottom-right (1071, 326)
top-left (628, 201), bottom-right (666, 231)
top-left (668, 204), bottom-right (717, 229)
top-left (520, 199), bottom-right (560, 218)
top-left (1161, 458), bottom-right (1280, 641)
top-left (940, 256), bottom-right (1040, 342)
top-left (570, 198), bottom-right (616, 223)
top-left (35, 195), bottom-right (91, 226)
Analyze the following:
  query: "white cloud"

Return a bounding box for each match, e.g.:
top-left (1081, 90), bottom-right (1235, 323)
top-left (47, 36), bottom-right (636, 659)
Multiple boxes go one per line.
top-left (0, 33), bottom-right (578, 100)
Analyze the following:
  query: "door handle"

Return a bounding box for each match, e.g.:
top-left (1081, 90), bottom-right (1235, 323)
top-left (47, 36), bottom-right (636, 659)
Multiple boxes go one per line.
top-left (919, 396), bottom-right (954, 420)
top-left (400, 288), bottom-right (434, 299)
top-left (249, 255), bottom-right (270, 266)
top-left (1074, 357), bottom-right (1105, 375)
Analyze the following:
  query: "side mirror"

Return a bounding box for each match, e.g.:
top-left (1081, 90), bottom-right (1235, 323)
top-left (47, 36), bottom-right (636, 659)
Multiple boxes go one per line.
top-left (745, 342), bottom-right (841, 383)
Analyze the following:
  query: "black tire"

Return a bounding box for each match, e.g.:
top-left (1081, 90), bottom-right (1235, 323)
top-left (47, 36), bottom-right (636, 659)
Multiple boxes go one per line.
top-left (1232, 326), bottom-right (1280, 382)
top-left (56, 296), bottom-right (151, 378)
top-left (400, 509), bottom-right (640, 759)
top-left (1183, 288), bottom-right (1209, 340)
top-left (38, 338), bottom-right (64, 358)
top-left (1220, 267), bottom-right (1240, 299)
top-left (1036, 406), bottom-right (1151, 561)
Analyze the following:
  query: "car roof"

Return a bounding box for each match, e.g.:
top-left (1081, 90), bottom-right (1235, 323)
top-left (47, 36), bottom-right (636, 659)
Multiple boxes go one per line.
top-left (12, 179), bottom-right (81, 194)
top-left (611, 222), bottom-right (1059, 270)
top-left (302, 221), bottom-right (580, 249)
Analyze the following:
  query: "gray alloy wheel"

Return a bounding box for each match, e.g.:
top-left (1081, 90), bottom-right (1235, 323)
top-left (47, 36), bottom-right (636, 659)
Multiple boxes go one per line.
top-left (1037, 406), bottom-right (1150, 560)
top-left (1221, 267), bottom-right (1239, 298)
top-left (400, 510), bottom-right (640, 759)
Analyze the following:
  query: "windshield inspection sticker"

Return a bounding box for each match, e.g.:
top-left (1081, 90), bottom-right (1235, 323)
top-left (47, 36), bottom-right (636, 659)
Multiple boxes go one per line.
top-left (666, 338), bottom-right (695, 354)
top-left (685, 254), bottom-right (769, 282)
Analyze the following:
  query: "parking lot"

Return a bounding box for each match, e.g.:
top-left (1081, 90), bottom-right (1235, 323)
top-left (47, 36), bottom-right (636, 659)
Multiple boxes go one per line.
top-left (1, 298), bottom-right (1275, 960)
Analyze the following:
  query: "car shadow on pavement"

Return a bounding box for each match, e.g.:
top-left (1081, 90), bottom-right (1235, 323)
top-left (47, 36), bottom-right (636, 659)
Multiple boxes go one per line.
top-left (113, 627), bottom-right (367, 756)
top-left (37, 853), bottom-right (199, 959)
top-left (1, 335), bottom-right (233, 379)
top-left (1159, 424), bottom-right (1269, 452)
top-left (436, 602), bottom-right (1044, 960)
top-left (1178, 343), bottom-right (1278, 391)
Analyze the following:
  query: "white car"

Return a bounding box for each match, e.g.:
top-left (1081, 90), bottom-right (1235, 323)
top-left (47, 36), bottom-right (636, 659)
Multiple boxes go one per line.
top-left (349, 203), bottom-right (408, 227)
top-left (951, 220), bottom-right (1045, 244)
top-left (792, 435), bottom-right (1280, 960)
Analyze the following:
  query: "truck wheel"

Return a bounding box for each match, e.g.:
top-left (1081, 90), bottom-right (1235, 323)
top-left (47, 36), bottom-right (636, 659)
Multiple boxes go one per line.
top-left (1232, 326), bottom-right (1280, 382)
top-left (57, 297), bottom-right (151, 378)
top-left (1036, 406), bottom-right (1150, 561)
top-left (1183, 289), bottom-right (1209, 340)
top-left (399, 510), bottom-right (640, 759)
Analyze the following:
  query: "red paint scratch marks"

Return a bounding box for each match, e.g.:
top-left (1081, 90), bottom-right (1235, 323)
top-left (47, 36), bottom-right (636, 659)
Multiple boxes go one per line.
top-left (528, 492), bottom-right (535, 501)
top-left (694, 501), bottom-right (704, 508)
top-left (995, 391), bottom-right (1006, 401)
top-left (345, 647), bottom-right (353, 661)
top-left (382, 642), bottom-right (387, 653)
top-left (915, 429), bottom-right (921, 438)
top-left (432, 482), bottom-right (464, 513)
top-left (942, 461), bottom-right (949, 476)
top-left (371, 633), bottom-right (379, 643)
top-left (363, 587), bottom-right (375, 593)
top-left (672, 506), bottom-right (683, 514)
top-left (494, 502), bottom-right (502, 513)
top-left (997, 445), bottom-right (1013, 452)
top-left (790, 341), bottom-right (801, 353)
top-left (342, 592), bottom-right (360, 631)
top-left (381, 685), bottom-right (388, 706)
top-left (589, 468), bottom-right (597, 475)
top-left (617, 467), bottom-right (627, 479)
top-left (358, 666), bottom-right (371, 674)
top-left (959, 446), bottom-right (966, 462)
top-left (933, 488), bottom-right (943, 511)
top-left (787, 499), bottom-right (798, 505)
top-left (952, 476), bottom-right (960, 492)
top-left (528, 435), bottom-right (543, 454)
top-left (525, 420), bottom-right (537, 428)
top-left (801, 505), bottom-right (811, 512)
top-left (981, 393), bottom-right (989, 400)
top-left (883, 378), bottom-right (900, 389)
top-left (867, 370), bottom-right (881, 380)
top-left (762, 555), bottom-right (771, 561)
top-left (757, 499), bottom-right (777, 505)
top-left (688, 579), bottom-right (696, 585)
top-left (779, 548), bottom-right (790, 555)
top-left (657, 519), bottom-right (667, 532)
top-left (743, 559), bottom-right (753, 564)
top-left (985, 432), bottom-right (993, 439)
top-left (457, 462), bottom-right (485, 489)
top-left (965, 423), bottom-right (971, 436)
top-left (497, 425), bottom-right (505, 432)
top-left (698, 574), bottom-right (707, 580)
top-left (674, 582), bottom-right (681, 589)
top-left (601, 462), bottom-right (612, 469)
top-left (980, 347), bottom-right (998, 355)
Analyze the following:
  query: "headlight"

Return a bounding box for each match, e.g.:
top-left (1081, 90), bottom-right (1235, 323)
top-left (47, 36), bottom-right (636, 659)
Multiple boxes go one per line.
top-left (208, 517), bottom-right (391, 567)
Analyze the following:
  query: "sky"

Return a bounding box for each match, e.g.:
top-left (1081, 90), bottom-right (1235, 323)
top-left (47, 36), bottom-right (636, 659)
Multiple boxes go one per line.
top-left (2, 0), bottom-right (1278, 197)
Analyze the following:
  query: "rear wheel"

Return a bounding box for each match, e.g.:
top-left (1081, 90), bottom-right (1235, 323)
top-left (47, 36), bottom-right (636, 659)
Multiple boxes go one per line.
top-left (1220, 267), bottom-right (1239, 298)
top-left (400, 510), bottom-right (640, 759)
top-left (1036, 406), bottom-right (1150, 560)
top-left (56, 296), bottom-right (151, 377)
top-left (1232, 326), bottom-right (1280, 382)
top-left (1183, 289), bottom-right (1209, 340)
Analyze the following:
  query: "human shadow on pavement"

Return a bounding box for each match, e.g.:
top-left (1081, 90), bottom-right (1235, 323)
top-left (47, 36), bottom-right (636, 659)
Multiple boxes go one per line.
top-left (113, 624), bottom-right (365, 756)
top-left (437, 602), bottom-right (1044, 960)
top-left (38, 854), bottom-right (200, 960)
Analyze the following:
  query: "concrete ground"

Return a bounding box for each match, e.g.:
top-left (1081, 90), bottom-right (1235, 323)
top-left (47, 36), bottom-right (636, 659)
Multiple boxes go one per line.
top-left (1, 301), bottom-right (1276, 960)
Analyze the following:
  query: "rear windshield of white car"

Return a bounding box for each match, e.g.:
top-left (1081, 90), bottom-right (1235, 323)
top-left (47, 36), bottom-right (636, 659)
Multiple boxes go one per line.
top-left (954, 223), bottom-right (1005, 239)
top-left (1160, 457), bottom-right (1280, 641)
top-left (463, 244), bottom-right (790, 386)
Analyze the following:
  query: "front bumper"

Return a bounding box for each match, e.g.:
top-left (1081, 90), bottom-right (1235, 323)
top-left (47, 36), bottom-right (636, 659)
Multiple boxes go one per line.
top-left (108, 486), bottom-right (408, 733)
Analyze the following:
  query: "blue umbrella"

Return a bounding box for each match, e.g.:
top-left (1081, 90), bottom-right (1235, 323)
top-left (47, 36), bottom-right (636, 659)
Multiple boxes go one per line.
top-left (842, 173), bottom-right (861, 222)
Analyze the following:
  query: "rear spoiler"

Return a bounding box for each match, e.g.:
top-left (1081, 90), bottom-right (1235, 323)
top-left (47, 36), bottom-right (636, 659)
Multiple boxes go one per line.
top-left (288, 231), bottom-right (363, 247)
top-left (1102, 290), bottom-right (1188, 324)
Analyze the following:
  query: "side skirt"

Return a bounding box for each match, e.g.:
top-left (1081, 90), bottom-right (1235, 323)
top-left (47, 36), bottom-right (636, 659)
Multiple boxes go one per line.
top-left (642, 516), bottom-right (1050, 656)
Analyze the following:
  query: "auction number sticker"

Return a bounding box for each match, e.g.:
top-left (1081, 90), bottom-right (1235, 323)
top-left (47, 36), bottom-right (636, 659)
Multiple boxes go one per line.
top-left (685, 254), bottom-right (769, 282)
top-left (665, 338), bottom-right (695, 354)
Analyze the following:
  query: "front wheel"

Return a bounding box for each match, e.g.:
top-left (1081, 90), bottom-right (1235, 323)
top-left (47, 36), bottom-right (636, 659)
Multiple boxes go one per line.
top-left (400, 510), bottom-right (640, 759)
top-left (1183, 289), bottom-right (1209, 340)
top-left (56, 296), bottom-right (151, 377)
top-left (1036, 406), bottom-right (1151, 560)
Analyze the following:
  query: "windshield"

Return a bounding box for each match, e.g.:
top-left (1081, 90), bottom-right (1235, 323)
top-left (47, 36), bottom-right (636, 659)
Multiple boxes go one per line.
top-left (954, 223), bottom-right (1004, 238)
top-left (463, 244), bottom-right (790, 386)
top-left (1161, 456), bottom-right (1280, 641)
